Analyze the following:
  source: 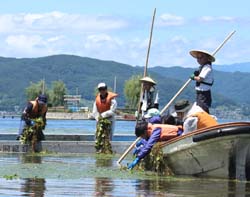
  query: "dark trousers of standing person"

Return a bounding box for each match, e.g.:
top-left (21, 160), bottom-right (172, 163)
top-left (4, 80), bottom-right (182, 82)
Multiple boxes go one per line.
top-left (196, 90), bottom-right (211, 114)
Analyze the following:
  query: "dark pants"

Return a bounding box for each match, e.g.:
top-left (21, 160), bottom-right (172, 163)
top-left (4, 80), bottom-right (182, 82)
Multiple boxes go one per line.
top-left (196, 90), bottom-right (212, 114)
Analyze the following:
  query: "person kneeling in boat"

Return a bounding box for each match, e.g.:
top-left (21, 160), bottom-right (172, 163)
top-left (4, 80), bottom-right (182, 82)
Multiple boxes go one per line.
top-left (127, 120), bottom-right (182, 169)
top-left (174, 99), bottom-right (218, 135)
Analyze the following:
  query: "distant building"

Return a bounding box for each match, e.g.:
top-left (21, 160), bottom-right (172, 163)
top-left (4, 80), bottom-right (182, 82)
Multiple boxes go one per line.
top-left (64, 95), bottom-right (81, 112)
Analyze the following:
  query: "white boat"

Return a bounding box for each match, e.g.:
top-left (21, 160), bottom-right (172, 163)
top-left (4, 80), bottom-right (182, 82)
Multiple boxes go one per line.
top-left (160, 122), bottom-right (250, 180)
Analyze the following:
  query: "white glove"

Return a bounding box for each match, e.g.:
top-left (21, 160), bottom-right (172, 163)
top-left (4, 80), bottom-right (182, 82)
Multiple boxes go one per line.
top-left (134, 111), bottom-right (138, 118)
top-left (92, 113), bottom-right (100, 121)
top-left (101, 111), bottom-right (113, 118)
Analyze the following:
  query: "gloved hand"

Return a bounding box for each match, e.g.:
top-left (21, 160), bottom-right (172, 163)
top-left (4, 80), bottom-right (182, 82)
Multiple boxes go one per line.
top-left (132, 147), bottom-right (140, 156)
top-left (194, 70), bottom-right (199, 76)
top-left (94, 113), bottom-right (100, 121)
top-left (134, 111), bottom-right (138, 118)
top-left (127, 157), bottom-right (140, 170)
top-left (101, 111), bottom-right (113, 118)
top-left (25, 119), bottom-right (34, 126)
top-left (30, 120), bottom-right (35, 126)
top-left (132, 140), bottom-right (144, 155)
top-left (190, 74), bottom-right (195, 80)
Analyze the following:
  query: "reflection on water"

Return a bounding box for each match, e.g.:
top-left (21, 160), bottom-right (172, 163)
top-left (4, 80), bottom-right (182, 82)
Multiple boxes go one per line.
top-left (1, 153), bottom-right (250, 196)
top-left (21, 154), bottom-right (42, 164)
top-left (94, 178), bottom-right (113, 197)
top-left (21, 178), bottom-right (46, 197)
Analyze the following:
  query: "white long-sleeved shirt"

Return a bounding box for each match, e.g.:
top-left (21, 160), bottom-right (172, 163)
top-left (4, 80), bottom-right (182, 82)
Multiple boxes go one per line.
top-left (92, 98), bottom-right (117, 121)
top-left (195, 64), bottom-right (214, 91)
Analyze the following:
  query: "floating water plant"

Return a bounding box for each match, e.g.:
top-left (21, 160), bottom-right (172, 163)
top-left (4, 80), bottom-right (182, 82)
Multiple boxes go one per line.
top-left (3, 174), bottom-right (19, 180)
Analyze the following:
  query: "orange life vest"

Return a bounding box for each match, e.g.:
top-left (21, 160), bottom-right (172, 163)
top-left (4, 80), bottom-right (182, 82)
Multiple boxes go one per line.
top-left (147, 123), bottom-right (182, 141)
top-left (29, 100), bottom-right (47, 119)
top-left (191, 112), bottom-right (218, 129)
top-left (95, 91), bottom-right (118, 113)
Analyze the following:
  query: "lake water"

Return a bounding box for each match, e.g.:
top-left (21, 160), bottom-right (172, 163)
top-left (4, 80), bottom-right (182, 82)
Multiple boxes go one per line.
top-left (0, 117), bottom-right (136, 135)
top-left (1, 117), bottom-right (250, 196)
top-left (1, 153), bottom-right (250, 196)
top-left (0, 117), bottom-right (246, 135)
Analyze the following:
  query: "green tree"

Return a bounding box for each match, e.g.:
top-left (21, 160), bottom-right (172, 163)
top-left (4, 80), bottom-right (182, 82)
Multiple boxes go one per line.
top-left (25, 80), bottom-right (48, 101)
top-left (124, 75), bottom-right (142, 109)
top-left (51, 80), bottom-right (68, 106)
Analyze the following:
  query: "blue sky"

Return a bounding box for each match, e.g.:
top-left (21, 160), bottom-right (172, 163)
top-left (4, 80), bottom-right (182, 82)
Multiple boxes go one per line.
top-left (0, 0), bottom-right (249, 67)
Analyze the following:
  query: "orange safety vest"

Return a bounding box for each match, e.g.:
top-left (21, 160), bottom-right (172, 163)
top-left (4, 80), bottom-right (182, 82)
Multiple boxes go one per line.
top-left (147, 123), bottom-right (182, 141)
top-left (29, 100), bottom-right (47, 119)
top-left (95, 91), bottom-right (118, 113)
top-left (191, 112), bottom-right (218, 129)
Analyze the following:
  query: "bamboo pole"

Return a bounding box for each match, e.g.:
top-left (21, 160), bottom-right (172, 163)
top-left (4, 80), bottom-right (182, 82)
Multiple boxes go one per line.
top-left (117, 9), bottom-right (156, 167)
top-left (136, 8), bottom-right (156, 121)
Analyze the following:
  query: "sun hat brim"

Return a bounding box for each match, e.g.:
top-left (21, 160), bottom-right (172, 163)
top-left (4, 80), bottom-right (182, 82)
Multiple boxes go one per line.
top-left (140, 76), bottom-right (156, 85)
top-left (189, 50), bottom-right (216, 62)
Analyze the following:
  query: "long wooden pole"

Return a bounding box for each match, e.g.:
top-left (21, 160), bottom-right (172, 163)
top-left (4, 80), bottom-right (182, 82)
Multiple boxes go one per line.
top-left (117, 9), bottom-right (156, 167)
top-left (136, 8), bottom-right (156, 121)
top-left (116, 30), bottom-right (236, 167)
top-left (160, 30), bottom-right (236, 115)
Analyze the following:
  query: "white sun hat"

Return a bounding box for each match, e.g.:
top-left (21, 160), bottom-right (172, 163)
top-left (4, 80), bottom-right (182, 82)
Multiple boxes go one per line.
top-left (140, 76), bottom-right (156, 85)
top-left (189, 50), bottom-right (216, 62)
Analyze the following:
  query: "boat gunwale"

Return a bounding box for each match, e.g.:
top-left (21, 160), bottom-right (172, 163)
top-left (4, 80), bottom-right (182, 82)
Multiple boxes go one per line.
top-left (160, 121), bottom-right (250, 148)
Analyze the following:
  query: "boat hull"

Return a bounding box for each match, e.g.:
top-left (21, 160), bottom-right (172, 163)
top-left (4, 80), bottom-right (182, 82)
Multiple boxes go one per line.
top-left (161, 122), bottom-right (250, 180)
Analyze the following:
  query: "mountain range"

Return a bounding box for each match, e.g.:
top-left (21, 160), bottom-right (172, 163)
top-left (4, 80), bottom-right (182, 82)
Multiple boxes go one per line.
top-left (0, 55), bottom-right (249, 113)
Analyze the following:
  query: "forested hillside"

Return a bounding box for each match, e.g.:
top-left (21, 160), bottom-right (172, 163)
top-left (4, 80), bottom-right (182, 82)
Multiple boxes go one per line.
top-left (0, 55), bottom-right (249, 112)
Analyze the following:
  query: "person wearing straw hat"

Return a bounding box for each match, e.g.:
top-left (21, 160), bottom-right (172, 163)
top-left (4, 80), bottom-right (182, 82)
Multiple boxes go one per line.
top-left (139, 76), bottom-right (159, 117)
top-left (189, 50), bottom-right (215, 114)
top-left (174, 99), bottom-right (218, 135)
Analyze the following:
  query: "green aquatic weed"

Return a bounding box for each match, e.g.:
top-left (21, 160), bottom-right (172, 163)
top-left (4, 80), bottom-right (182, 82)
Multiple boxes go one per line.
top-left (20, 117), bottom-right (45, 152)
top-left (140, 143), bottom-right (174, 175)
top-left (95, 117), bottom-right (113, 154)
top-left (3, 174), bottom-right (19, 180)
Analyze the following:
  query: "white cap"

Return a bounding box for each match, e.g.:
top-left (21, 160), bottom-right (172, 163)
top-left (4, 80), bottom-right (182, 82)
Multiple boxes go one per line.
top-left (97, 82), bottom-right (107, 89)
top-left (144, 108), bottom-right (160, 118)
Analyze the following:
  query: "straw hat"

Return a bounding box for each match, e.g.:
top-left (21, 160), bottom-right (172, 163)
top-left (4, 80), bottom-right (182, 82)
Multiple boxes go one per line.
top-left (189, 50), bottom-right (216, 62)
top-left (140, 76), bottom-right (156, 85)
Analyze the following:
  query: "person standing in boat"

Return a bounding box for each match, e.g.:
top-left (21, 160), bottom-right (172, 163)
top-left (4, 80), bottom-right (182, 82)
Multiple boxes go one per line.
top-left (92, 82), bottom-right (118, 140)
top-left (138, 76), bottom-right (159, 118)
top-left (189, 50), bottom-right (215, 114)
top-left (17, 94), bottom-right (48, 140)
top-left (173, 99), bottom-right (218, 135)
top-left (127, 120), bottom-right (182, 169)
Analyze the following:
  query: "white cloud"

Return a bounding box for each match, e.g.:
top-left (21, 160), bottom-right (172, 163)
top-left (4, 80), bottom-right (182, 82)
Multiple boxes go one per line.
top-left (0, 11), bottom-right (248, 67)
top-left (200, 16), bottom-right (235, 22)
top-left (84, 34), bottom-right (122, 49)
top-left (6, 34), bottom-right (44, 49)
top-left (47, 35), bottom-right (65, 43)
top-left (158, 13), bottom-right (185, 26)
top-left (0, 12), bottom-right (129, 34)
